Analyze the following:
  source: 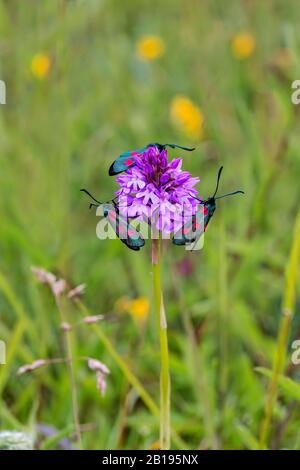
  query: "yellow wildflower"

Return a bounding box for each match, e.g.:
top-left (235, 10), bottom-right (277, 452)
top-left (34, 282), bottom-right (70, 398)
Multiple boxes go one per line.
top-left (129, 298), bottom-right (149, 322)
top-left (170, 96), bottom-right (204, 139)
top-left (136, 35), bottom-right (165, 61)
top-left (115, 296), bottom-right (149, 323)
top-left (231, 33), bottom-right (256, 60)
top-left (149, 441), bottom-right (160, 450)
top-left (31, 53), bottom-right (51, 80)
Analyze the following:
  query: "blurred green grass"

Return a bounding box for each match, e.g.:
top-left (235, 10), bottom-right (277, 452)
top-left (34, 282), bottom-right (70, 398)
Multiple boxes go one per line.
top-left (0, 0), bottom-right (300, 450)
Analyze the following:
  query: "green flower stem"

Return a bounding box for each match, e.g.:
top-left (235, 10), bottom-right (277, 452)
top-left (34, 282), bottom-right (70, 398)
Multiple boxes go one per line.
top-left (152, 238), bottom-right (171, 450)
top-left (259, 209), bottom-right (300, 449)
top-left (77, 300), bottom-right (186, 449)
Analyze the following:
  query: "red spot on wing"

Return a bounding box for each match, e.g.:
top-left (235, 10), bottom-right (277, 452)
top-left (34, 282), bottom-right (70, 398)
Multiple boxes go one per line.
top-left (128, 229), bottom-right (135, 237)
top-left (108, 211), bottom-right (117, 220)
top-left (125, 158), bottom-right (134, 166)
top-left (118, 225), bottom-right (125, 234)
top-left (183, 227), bottom-right (190, 235)
top-left (204, 206), bottom-right (208, 215)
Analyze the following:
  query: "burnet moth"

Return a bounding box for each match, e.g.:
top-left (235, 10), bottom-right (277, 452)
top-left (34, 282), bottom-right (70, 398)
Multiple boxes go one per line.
top-left (80, 189), bottom-right (145, 251)
top-left (172, 166), bottom-right (244, 246)
top-left (108, 143), bottom-right (195, 176)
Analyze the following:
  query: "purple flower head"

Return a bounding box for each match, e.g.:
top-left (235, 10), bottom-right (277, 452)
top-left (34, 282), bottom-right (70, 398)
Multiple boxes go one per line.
top-left (115, 145), bottom-right (200, 235)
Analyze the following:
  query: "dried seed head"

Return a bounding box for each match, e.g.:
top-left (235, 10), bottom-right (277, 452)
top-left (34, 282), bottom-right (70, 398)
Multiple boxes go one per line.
top-left (17, 359), bottom-right (46, 375)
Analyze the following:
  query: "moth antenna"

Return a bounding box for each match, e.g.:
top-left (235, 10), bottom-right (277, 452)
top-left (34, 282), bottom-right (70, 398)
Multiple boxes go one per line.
top-left (214, 190), bottom-right (245, 200)
top-left (212, 166), bottom-right (223, 198)
top-left (89, 203), bottom-right (99, 209)
top-left (189, 167), bottom-right (224, 202)
top-left (80, 189), bottom-right (102, 205)
top-left (187, 193), bottom-right (203, 205)
top-left (164, 144), bottom-right (195, 151)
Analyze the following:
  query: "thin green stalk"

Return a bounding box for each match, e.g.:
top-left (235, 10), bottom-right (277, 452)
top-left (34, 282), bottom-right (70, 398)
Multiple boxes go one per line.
top-left (259, 209), bottom-right (300, 449)
top-left (152, 239), bottom-right (170, 450)
top-left (56, 299), bottom-right (82, 449)
top-left (77, 300), bottom-right (186, 449)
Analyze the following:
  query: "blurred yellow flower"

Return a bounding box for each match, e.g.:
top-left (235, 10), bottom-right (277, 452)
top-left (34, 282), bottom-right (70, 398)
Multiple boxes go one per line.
top-left (129, 298), bottom-right (149, 321)
top-left (115, 296), bottom-right (149, 323)
top-left (136, 35), bottom-right (165, 61)
top-left (31, 53), bottom-right (51, 79)
top-left (231, 33), bottom-right (256, 60)
top-left (149, 441), bottom-right (160, 450)
top-left (170, 96), bottom-right (204, 139)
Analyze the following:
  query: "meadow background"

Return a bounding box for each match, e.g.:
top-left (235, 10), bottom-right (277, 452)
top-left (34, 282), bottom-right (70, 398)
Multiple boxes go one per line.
top-left (0, 0), bottom-right (300, 450)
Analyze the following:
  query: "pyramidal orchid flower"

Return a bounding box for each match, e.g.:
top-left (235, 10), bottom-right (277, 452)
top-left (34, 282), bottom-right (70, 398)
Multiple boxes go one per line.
top-left (115, 145), bottom-right (200, 235)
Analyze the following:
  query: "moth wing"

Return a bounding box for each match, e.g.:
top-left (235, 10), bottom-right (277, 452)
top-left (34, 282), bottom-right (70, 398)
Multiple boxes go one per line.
top-left (185, 233), bottom-right (205, 251)
top-left (172, 208), bottom-right (205, 246)
top-left (105, 208), bottom-right (145, 251)
top-left (108, 154), bottom-right (136, 176)
top-left (172, 217), bottom-right (197, 246)
top-left (108, 147), bottom-right (147, 176)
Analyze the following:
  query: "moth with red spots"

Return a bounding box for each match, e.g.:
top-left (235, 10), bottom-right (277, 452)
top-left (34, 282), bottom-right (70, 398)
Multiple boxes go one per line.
top-left (80, 189), bottom-right (145, 251)
top-left (108, 143), bottom-right (195, 176)
top-left (173, 167), bottom-right (244, 246)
